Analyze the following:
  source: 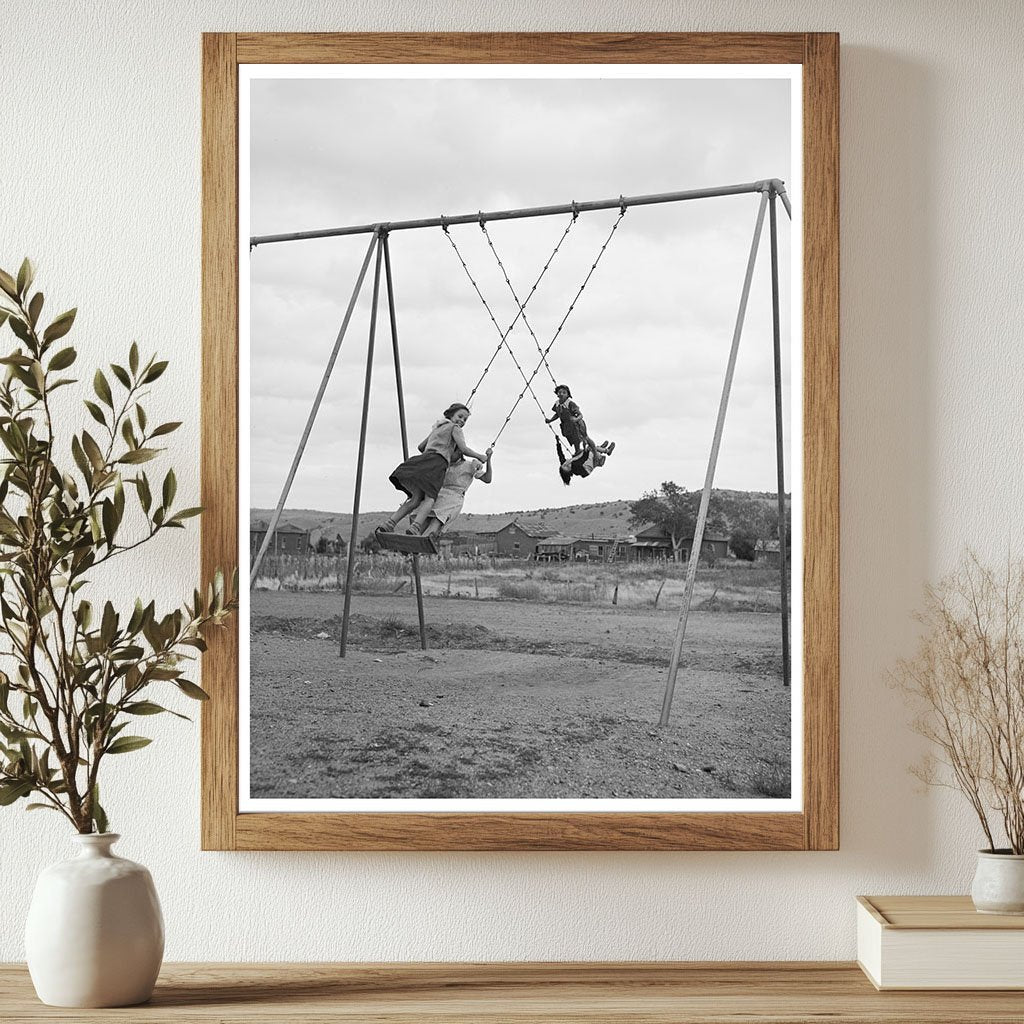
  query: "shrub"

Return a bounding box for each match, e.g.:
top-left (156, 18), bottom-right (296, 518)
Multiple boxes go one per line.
top-left (497, 581), bottom-right (543, 601)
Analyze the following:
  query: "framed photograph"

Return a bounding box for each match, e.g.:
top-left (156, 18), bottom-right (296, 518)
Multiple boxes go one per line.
top-left (201, 32), bottom-right (838, 851)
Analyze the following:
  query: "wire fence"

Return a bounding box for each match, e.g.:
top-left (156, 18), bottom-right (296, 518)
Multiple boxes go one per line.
top-left (251, 553), bottom-right (784, 611)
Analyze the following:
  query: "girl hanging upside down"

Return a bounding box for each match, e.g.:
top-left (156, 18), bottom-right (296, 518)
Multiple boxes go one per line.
top-left (422, 448), bottom-right (494, 538)
top-left (545, 383), bottom-right (610, 456)
top-left (376, 403), bottom-right (489, 537)
top-left (559, 439), bottom-right (615, 486)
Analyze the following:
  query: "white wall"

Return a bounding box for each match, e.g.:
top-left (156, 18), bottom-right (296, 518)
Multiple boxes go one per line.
top-left (2, 0), bottom-right (1022, 961)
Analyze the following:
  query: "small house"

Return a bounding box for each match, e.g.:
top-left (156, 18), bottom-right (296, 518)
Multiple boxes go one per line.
top-left (536, 535), bottom-right (578, 562)
top-left (570, 535), bottom-right (620, 562)
top-left (250, 518), bottom-right (310, 557)
top-left (755, 539), bottom-right (782, 567)
top-left (466, 519), bottom-right (554, 558)
top-left (627, 524), bottom-right (674, 561)
top-left (627, 524), bottom-right (730, 562)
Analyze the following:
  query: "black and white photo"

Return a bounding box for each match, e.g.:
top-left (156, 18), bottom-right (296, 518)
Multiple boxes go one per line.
top-left (241, 65), bottom-right (801, 812)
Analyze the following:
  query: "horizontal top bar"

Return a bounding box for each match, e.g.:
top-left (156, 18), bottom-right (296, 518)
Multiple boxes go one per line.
top-left (234, 32), bottom-right (810, 65)
top-left (250, 179), bottom-right (788, 247)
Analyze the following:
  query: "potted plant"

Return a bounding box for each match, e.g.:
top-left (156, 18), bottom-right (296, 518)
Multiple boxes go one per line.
top-left (895, 552), bottom-right (1024, 913)
top-left (0, 260), bottom-right (235, 1005)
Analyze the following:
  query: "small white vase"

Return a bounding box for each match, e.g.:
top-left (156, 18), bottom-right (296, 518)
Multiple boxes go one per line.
top-left (25, 833), bottom-right (164, 1007)
top-left (971, 849), bottom-right (1024, 914)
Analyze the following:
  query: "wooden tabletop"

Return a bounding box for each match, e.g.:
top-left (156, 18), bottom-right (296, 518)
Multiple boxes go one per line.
top-left (3, 962), bottom-right (1024, 1022)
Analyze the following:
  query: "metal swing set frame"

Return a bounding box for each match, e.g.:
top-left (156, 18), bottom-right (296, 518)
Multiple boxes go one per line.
top-left (248, 178), bottom-right (792, 725)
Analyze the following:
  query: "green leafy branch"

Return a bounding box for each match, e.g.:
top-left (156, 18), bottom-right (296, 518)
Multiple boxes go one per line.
top-left (0, 259), bottom-right (236, 833)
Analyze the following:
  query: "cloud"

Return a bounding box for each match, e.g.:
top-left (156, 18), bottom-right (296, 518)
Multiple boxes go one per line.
top-left (247, 73), bottom-right (795, 513)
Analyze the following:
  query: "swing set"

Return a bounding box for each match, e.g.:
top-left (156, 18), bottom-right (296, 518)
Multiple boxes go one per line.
top-left (248, 179), bottom-right (792, 725)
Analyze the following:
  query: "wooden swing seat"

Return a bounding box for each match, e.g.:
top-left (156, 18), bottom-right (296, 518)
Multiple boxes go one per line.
top-left (374, 531), bottom-right (439, 555)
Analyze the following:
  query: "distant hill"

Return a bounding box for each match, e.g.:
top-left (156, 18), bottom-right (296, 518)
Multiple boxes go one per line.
top-left (252, 490), bottom-right (786, 546)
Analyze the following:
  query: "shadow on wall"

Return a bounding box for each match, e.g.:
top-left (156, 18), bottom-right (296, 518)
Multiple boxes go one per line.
top-left (839, 47), bottom-right (939, 868)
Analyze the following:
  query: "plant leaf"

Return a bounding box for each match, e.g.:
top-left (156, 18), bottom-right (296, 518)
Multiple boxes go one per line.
top-left (8, 316), bottom-right (32, 345)
top-left (16, 258), bottom-right (35, 298)
top-left (71, 435), bottom-right (91, 481)
top-left (162, 468), bottom-right (176, 509)
top-left (118, 448), bottom-right (158, 465)
top-left (27, 292), bottom-right (43, 328)
top-left (48, 346), bottom-right (77, 371)
top-left (129, 342), bottom-right (139, 375)
top-left (76, 600), bottom-right (93, 630)
top-left (81, 431), bottom-right (105, 472)
top-left (125, 700), bottom-right (190, 721)
top-left (42, 308), bottom-right (77, 343)
top-left (121, 418), bottom-right (137, 449)
top-left (100, 601), bottom-right (117, 647)
top-left (136, 473), bottom-right (152, 513)
top-left (106, 735), bottom-right (152, 755)
top-left (90, 784), bottom-right (109, 834)
top-left (101, 498), bottom-right (116, 547)
top-left (169, 507), bottom-right (203, 523)
top-left (150, 421), bottom-right (182, 438)
top-left (175, 679), bottom-right (210, 701)
top-left (93, 369), bottom-right (113, 408)
top-left (83, 400), bottom-right (107, 427)
top-left (0, 779), bottom-right (33, 805)
top-left (142, 360), bottom-right (169, 383)
top-left (0, 268), bottom-right (18, 300)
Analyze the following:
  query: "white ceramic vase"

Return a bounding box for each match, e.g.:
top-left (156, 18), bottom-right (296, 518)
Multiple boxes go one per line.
top-left (25, 833), bottom-right (164, 1007)
top-left (971, 849), bottom-right (1024, 914)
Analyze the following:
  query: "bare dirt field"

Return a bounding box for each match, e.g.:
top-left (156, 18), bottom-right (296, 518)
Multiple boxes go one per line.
top-left (248, 586), bottom-right (791, 801)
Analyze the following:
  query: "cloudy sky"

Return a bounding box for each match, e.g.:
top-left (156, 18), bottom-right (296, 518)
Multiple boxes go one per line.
top-left (246, 70), bottom-right (795, 517)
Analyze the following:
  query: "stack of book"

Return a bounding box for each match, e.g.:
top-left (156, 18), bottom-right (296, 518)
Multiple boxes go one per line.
top-left (857, 895), bottom-right (1024, 989)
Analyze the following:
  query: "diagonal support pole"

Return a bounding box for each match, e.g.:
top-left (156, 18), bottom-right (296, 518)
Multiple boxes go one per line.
top-left (340, 233), bottom-right (385, 658)
top-left (660, 190), bottom-right (770, 726)
top-left (250, 233), bottom-right (379, 588)
top-left (382, 233), bottom-right (428, 651)
top-left (769, 190), bottom-right (791, 688)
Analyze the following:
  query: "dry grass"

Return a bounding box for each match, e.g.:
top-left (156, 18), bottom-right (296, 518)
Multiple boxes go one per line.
top-left (497, 580), bottom-right (544, 601)
top-left (895, 552), bottom-right (1024, 853)
top-left (253, 555), bottom-right (784, 613)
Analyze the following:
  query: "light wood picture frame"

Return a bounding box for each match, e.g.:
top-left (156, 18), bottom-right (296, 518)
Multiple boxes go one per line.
top-left (201, 32), bottom-right (838, 851)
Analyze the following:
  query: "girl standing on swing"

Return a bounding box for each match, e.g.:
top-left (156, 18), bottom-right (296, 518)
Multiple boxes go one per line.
top-left (377, 402), bottom-right (490, 536)
top-left (546, 383), bottom-right (609, 456)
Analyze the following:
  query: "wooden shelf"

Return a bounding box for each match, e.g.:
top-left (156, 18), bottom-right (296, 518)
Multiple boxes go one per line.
top-left (4, 962), bottom-right (1024, 1022)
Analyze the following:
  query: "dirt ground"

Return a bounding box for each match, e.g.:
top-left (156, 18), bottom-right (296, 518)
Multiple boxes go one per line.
top-left (249, 589), bottom-right (791, 801)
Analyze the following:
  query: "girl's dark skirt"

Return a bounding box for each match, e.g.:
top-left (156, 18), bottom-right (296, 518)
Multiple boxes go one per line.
top-left (558, 416), bottom-right (587, 449)
top-left (389, 452), bottom-right (447, 499)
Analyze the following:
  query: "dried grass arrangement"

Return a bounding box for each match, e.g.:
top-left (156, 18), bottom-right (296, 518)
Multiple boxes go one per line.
top-left (895, 552), bottom-right (1024, 854)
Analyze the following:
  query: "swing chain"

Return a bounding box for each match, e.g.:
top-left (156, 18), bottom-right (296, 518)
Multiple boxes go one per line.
top-left (442, 227), bottom-right (559, 431)
top-left (489, 207), bottom-right (627, 448)
top-left (479, 218), bottom-right (577, 388)
top-left (446, 212), bottom-right (578, 402)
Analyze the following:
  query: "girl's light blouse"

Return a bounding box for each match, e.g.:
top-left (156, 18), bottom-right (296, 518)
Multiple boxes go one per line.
top-left (419, 419), bottom-right (467, 463)
top-left (441, 458), bottom-right (485, 494)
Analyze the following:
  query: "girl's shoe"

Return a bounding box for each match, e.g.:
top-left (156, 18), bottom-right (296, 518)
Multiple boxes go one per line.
top-left (406, 523), bottom-right (424, 536)
top-left (375, 521), bottom-right (396, 536)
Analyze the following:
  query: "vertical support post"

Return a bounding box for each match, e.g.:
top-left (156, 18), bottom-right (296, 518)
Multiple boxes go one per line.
top-left (382, 233), bottom-right (428, 651)
top-left (660, 190), bottom-right (770, 726)
top-left (340, 232), bottom-right (385, 657)
top-left (769, 190), bottom-right (791, 688)
top-left (250, 233), bottom-right (379, 587)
